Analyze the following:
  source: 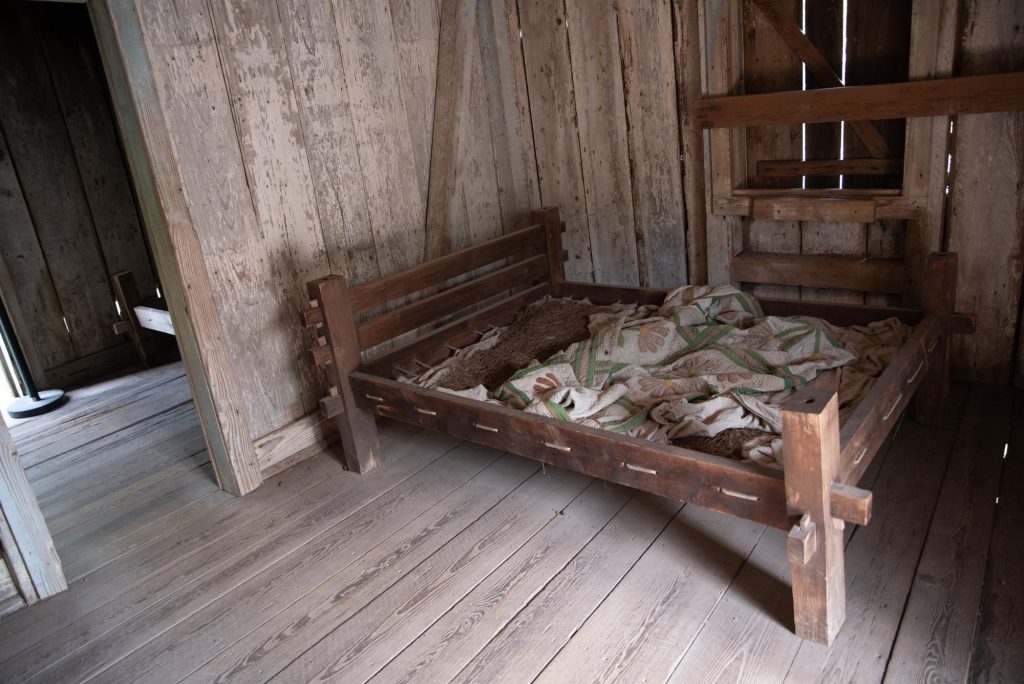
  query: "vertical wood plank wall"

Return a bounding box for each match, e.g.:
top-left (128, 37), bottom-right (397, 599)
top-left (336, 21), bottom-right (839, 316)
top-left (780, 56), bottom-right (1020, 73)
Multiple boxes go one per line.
top-left (0, 4), bottom-right (156, 389)
top-left (94, 0), bottom-right (1024, 487)
top-left (101, 0), bottom-right (692, 482)
top-left (946, 0), bottom-right (1024, 385)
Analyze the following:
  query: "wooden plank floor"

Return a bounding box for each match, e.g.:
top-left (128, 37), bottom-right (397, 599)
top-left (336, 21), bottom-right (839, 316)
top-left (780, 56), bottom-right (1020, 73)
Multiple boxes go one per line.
top-left (0, 362), bottom-right (1020, 683)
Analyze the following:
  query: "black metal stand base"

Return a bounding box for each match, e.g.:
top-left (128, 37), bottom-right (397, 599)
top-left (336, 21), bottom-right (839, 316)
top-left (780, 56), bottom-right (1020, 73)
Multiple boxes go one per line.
top-left (6, 389), bottom-right (65, 419)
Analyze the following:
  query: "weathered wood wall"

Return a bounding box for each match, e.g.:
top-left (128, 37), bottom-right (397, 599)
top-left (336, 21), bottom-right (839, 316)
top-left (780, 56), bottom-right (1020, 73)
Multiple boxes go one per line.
top-left (96, 0), bottom-right (694, 484)
top-left (0, 4), bottom-right (156, 389)
top-left (520, 0), bottom-right (689, 287)
top-left (946, 0), bottom-right (1024, 385)
top-left (714, 0), bottom-right (1024, 384)
top-left (93, 0), bottom-right (1021, 489)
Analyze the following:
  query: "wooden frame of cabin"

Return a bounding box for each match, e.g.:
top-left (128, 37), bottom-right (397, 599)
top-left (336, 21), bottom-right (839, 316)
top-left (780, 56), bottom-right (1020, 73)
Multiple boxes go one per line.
top-left (303, 205), bottom-right (973, 645)
top-left (690, 0), bottom-right (1024, 307)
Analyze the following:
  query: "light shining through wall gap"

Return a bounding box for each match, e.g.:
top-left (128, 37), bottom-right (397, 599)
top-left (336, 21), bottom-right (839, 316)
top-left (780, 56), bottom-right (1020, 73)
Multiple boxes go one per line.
top-left (801, 0), bottom-right (807, 190)
top-left (839, 0), bottom-right (848, 189)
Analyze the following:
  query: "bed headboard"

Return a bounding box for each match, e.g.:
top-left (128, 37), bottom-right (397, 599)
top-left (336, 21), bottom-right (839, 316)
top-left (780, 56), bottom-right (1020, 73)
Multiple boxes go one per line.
top-left (306, 207), bottom-right (567, 374)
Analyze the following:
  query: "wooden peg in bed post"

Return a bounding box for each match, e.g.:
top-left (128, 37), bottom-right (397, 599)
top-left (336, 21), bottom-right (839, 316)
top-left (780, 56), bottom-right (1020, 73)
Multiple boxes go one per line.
top-left (781, 388), bottom-right (846, 645)
top-left (913, 253), bottom-right (956, 426)
top-left (307, 274), bottom-right (382, 473)
top-left (532, 207), bottom-right (565, 296)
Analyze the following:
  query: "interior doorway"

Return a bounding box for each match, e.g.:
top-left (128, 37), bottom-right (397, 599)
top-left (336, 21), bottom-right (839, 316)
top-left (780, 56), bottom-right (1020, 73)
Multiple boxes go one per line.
top-left (0, 1), bottom-right (220, 612)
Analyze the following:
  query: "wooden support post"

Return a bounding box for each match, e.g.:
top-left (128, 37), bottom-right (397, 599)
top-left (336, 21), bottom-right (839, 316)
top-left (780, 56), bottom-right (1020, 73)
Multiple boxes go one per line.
top-left (914, 253), bottom-right (956, 425)
top-left (110, 270), bottom-right (150, 367)
top-left (533, 207), bottom-right (565, 295)
top-left (781, 388), bottom-right (846, 645)
top-left (307, 276), bottom-right (381, 473)
top-left (0, 420), bottom-right (66, 601)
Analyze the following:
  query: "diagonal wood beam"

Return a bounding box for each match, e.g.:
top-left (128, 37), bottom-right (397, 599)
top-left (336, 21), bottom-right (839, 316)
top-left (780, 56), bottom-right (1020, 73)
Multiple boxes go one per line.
top-left (423, 0), bottom-right (475, 259)
top-left (751, 0), bottom-right (892, 158)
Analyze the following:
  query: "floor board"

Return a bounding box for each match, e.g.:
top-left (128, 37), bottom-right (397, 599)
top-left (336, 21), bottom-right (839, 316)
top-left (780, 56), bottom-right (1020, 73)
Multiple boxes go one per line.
top-left (0, 365), bottom-right (1019, 683)
top-left (884, 385), bottom-right (1011, 682)
top-left (969, 389), bottom-right (1024, 683)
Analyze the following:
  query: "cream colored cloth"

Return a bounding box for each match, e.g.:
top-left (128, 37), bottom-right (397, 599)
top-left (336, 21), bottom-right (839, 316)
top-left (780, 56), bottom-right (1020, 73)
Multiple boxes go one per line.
top-left (407, 288), bottom-right (909, 469)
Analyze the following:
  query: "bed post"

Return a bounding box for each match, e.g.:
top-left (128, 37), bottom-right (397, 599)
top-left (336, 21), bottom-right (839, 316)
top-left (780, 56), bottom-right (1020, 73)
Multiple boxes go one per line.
top-left (913, 252), bottom-right (956, 426)
top-left (307, 275), bottom-right (382, 473)
top-left (532, 207), bottom-right (565, 295)
top-left (111, 270), bottom-right (150, 366)
top-left (781, 388), bottom-right (846, 645)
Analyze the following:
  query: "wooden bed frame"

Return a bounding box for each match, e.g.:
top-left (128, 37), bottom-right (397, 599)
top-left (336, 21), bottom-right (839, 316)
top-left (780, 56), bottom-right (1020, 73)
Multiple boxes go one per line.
top-left (111, 270), bottom-right (174, 366)
top-left (303, 206), bottom-right (973, 645)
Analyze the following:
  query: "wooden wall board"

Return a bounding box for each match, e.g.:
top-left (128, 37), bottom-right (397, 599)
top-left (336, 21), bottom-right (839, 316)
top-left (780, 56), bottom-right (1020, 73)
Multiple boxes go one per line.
top-left (865, 218), bottom-right (906, 307)
top-left (35, 5), bottom-right (157, 300)
top-left (423, 0), bottom-right (474, 260)
top-left (451, 15), bottom-right (504, 255)
top-left (477, 0), bottom-right (541, 233)
top-left (390, 0), bottom-right (440, 210)
top-left (330, 0), bottom-right (426, 278)
top-left (843, 0), bottom-right (912, 190)
top-left (795, 0), bottom-right (859, 313)
top-left (0, 132), bottom-right (74, 376)
top-left (799, 222), bottom-right (865, 304)
top-left (740, 0), bottom-right (801, 299)
top-left (92, 0), bottom-right (262, 495)
top-left (740, 0), bottom-right (801, 190)
top-left (276, 0), bottom-right (378, 286)
top-left (134, 0), bottom-right (308, 440)
top-left (802, 0), bottom-right (842, 189)
top-left (205, 0), bottom-right (331, 423)
top-left (676, 0), bottom-right (709, 285)
top-left (618, 0), bottom-right (688, 288)
top-left (947, 0), bottom-right (1024, 384)
top-left (0, 8), bottom-right (120, 360)
top-left (704, 0), bottom-right (745, 287)
top-left (564, 0), bottom-right (639, 286)
top-left (518, 0), bottom-right (593, 281)
top-left (0, 420), bottom-right (66, 602)
top-left (902, 0), bottom-right (958, 307)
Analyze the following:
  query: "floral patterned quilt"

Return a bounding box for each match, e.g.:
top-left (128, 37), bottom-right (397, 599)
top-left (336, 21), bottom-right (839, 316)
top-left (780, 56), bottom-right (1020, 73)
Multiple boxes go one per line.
top-left (411, 286), bottom-right (908, 468)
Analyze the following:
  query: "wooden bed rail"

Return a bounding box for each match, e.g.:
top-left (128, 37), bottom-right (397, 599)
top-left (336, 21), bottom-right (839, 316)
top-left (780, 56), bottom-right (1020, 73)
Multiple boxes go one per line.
top-left (349, 372), bottom-right (871, 530)
top-left (347, 222), bottom-right (547, 313)
top-left (302, 207), bottom-right (566, 471)
top-left (355, 254), bottom-right (549, 350)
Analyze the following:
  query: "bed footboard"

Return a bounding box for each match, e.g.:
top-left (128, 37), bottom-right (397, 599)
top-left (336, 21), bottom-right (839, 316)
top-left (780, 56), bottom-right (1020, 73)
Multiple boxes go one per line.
top-left (781, 389), bottom-right (847, 644)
